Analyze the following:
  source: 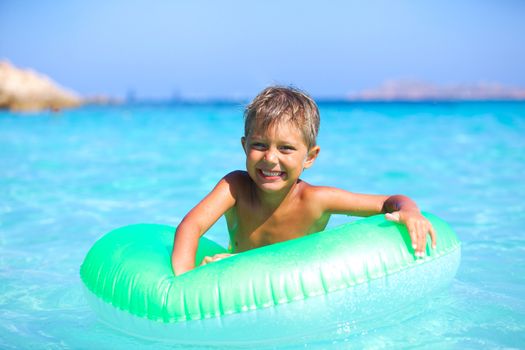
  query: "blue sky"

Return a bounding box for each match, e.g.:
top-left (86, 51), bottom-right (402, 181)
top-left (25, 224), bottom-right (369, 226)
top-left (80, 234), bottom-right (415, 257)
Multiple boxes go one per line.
top-left (1, 0), bottom-right (524, 99)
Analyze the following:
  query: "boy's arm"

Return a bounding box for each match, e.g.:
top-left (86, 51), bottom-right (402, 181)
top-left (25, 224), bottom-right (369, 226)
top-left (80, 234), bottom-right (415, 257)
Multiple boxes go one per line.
top-left (171, 172), bottom-right (237, 276)
top-left (315, 187), bottom-right (436, 257)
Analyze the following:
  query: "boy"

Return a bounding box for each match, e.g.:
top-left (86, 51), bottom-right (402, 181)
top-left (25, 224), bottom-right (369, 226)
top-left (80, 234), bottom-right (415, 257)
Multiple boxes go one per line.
top-left (171, 86), bottom-right (436, 276)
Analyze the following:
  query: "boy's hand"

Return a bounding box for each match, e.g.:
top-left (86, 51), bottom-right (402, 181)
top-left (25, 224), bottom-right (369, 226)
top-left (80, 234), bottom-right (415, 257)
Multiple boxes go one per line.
top-left (385, 210), bottom-right (437, 258)
top-left (199, 253), bottom-right (235, 266)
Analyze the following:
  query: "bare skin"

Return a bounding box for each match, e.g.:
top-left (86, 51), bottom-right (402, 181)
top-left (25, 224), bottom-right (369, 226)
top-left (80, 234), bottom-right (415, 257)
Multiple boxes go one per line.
top-left (171, 122), bottom-right (436, 276)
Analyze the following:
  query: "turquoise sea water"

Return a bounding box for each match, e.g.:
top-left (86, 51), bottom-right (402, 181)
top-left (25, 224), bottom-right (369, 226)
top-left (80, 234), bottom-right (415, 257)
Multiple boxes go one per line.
top-left (1, 102), bottom-right (524, 349)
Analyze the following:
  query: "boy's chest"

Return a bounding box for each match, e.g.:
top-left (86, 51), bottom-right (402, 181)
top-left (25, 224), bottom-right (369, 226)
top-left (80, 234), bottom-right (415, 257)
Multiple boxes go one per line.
top-left (227, 199), bottom-right (328, 252)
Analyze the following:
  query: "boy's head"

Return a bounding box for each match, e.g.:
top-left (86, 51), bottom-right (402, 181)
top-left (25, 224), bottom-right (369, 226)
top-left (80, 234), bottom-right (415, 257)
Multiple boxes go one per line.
top-left (244, 86), bottom-right (320, 149)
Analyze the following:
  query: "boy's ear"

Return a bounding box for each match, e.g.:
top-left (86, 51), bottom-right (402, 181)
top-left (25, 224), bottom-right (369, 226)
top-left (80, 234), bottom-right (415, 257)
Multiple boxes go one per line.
top-left (304, 146), bottom-right (320, 169)
top-left (241, 137), bottom-right (247, 153)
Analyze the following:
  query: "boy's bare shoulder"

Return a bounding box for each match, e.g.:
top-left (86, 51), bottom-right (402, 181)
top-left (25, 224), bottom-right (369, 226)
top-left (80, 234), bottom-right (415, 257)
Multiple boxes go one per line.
top-left (222, 170), bottom-right (252, 194)
top-left (298, 182), bottom-right (335, 202)
top-left (299, 183), bottom-right (352, 208)
top-left (224, 170), bottom-right (250, 183)
top-left (300, 182), bottom-right (338, 197)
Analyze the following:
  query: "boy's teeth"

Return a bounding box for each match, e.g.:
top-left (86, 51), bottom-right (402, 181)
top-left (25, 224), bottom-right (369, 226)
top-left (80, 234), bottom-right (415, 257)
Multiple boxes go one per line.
top-left (262, 170), bottom-right (281, 177)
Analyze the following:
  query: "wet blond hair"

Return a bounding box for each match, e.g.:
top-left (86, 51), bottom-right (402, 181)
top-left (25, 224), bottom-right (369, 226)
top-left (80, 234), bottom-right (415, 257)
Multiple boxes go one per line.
top-left (244, 86), bottom-right (320, 149)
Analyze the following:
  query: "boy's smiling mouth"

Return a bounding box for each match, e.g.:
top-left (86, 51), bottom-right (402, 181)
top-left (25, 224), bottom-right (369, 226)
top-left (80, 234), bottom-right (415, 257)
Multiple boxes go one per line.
top-left (258, 169), bottom-right (285, 179)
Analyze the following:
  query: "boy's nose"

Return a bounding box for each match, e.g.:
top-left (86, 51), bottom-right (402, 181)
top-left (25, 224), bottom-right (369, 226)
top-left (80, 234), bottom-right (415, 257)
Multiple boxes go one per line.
top-left (264, 148), bottom-right (278, 163)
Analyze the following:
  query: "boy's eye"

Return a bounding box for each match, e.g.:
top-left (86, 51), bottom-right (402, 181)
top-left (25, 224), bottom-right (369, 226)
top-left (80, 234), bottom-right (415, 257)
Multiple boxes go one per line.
top-left (279, 145), bottom-right (296, 152)
top-left (251, 142), bottom-right (267, 150)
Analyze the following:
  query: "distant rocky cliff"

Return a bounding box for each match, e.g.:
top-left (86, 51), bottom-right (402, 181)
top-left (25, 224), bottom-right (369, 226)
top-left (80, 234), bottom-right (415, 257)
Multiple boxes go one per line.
top-left (0, 60), bottom-right (82, 112)
top-left (348, 80), bottom-right (525, 101)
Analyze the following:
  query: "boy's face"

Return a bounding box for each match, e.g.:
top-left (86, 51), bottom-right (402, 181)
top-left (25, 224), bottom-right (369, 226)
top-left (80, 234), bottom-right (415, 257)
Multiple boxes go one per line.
top-left (241, 120), bottom-right (320, 194)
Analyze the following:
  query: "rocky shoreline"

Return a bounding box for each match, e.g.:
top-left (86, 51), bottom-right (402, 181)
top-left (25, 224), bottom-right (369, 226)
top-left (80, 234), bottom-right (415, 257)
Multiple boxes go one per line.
top-left (0, 61), bottom-right (82, 112)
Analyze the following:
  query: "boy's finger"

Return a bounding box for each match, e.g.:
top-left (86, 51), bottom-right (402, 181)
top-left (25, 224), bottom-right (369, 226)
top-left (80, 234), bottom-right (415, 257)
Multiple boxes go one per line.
top-left (200, 256), bottom-right (212, 266)
top-left (412, 222), bottom-right (421, 257)
top-left (407, 223), bottom-right (417, 251)
top-left (417, 222), bottom-right (426, 256)
top-left (429, 225), bottom-right (437, 249)
top-left (385, 212), bottom-right (400, 222)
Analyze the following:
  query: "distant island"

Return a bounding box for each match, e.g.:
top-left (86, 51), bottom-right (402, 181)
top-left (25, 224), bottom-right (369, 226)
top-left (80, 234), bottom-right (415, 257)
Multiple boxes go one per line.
top-left (347, 80), bottom-right (525, 102)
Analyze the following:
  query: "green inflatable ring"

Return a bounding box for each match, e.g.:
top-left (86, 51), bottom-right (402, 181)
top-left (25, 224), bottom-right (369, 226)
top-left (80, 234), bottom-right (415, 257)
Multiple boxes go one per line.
top-left (80, 213), bottom-right (460, 343)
